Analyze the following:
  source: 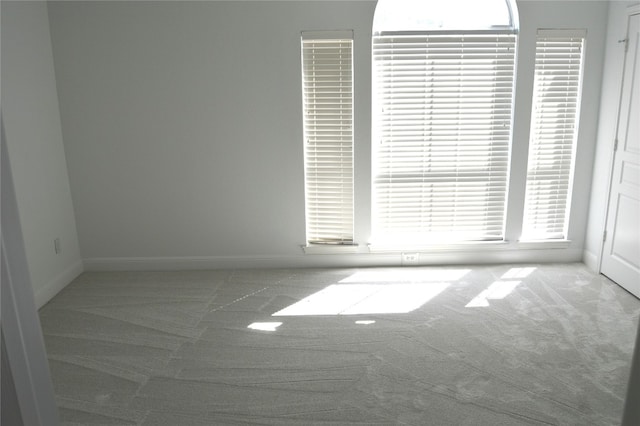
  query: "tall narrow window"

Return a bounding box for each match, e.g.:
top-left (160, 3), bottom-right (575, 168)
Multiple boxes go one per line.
top-left (302, 31), bottom-right (354, 244)
top-left (521, 29), bottom-right (586, 240)
top-left (371, 0), bottom-right (518, 247)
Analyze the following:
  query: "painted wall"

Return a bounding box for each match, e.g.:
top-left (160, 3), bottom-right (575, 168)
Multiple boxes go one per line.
top-left (584, 1), bottom-right (639, 271)
top-left (48, 1), bottom-right (378, 269)
top-left (1, 1), bottom-right (83, 305)
top-left (46, 1), bottom-right (609, 270)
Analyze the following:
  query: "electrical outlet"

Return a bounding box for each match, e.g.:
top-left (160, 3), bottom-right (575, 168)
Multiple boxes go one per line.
top-left (54, 238), bottom-right (61, 254)
top-left (401, 252), bottom-right (419, 265)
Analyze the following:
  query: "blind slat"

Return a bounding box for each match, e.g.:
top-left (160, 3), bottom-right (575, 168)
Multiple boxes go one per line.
top-left (302, 33), bottom-right (355, 244)
top-left (522, 31), bottom-right (585, 240)
top-left (372, 33), bottom-right (516, 244)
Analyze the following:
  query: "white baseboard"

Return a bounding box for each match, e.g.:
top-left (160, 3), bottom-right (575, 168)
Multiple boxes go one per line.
top-left (583, 249), bottom-right (600, 273)
top-left (35, 260), bottom-right (84, 309)
top-left (83, 248), bottom-right (585, 272)
top-left (83, 254), bottom-right (398, 271)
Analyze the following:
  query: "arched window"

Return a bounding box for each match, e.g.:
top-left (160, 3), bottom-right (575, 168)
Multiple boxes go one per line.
top-left (371, 0), bottom-right (519, 247)
top-left (373, 0), bottom-right (517, 32)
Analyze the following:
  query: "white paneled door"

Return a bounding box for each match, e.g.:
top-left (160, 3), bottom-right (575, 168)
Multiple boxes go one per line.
top-left (602, 10), bottom-right (640, 298)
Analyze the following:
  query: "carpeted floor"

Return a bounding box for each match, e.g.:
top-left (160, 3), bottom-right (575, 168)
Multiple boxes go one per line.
top-left (39, 263), bottom-right (640, 425)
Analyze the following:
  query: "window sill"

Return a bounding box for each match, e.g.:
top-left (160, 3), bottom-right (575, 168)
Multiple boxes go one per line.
top-left (368, 239), bottom-right (572, 253)
top-left (302, 244), bottom-right (363, 255)
top-left (302, 239), bottom-right (572, 255)
top-left (368, 240), bottom-right (509, 253)
top-left (516, 239), bottom-right (571, 250)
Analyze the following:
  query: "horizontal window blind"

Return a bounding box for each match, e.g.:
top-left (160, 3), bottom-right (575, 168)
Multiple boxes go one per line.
top-left (372, 33), bottom-right (517, 245)
top-left (522, 29), bottom-right (585, 240)
top-left (302, 31), bottom-right (354, 244)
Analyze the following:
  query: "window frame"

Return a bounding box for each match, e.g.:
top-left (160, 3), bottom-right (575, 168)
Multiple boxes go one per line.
top-left (370, 2), bottom-right (519, 249)
top-left (520, 29), bottom-right (587, 241)
top-left (301, 30), bottom-right (356, 246)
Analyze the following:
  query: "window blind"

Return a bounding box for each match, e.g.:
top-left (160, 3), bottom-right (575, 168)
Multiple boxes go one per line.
top-left (301, 31), bottom-right (354, 244)
top-left (372, 33), bottom-right (517, 246)
top-left (522, 29), bottom-right (585, 240)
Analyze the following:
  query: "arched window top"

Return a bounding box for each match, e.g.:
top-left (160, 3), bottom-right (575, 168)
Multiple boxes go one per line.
top-left (373, 0), bottom-right (518, 33)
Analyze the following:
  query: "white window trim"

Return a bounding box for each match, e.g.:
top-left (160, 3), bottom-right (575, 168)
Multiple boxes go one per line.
top-left (302, 244), bottom-right (362, 255)
top-left (372, 30), bottom-right (516, 247)
top-left (521, 28), bottom-right (586, 241)
top-left (368, 239), bottom-right (570, 253)
top-left (301, 30), bottom-right (355, 246)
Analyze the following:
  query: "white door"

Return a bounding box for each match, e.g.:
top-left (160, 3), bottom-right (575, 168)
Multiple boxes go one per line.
top-left (602, 10), bottom-right (640, 298)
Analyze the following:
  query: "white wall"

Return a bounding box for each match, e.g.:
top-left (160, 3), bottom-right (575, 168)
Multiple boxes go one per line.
top-left (46, 1), bottom-right (609, 270)
top-left (48, 1), bottom-right (378, 269)
top-left (1, 1), bottom-right (82, 305)
top-left (584, 1), bottom-right (639, 271)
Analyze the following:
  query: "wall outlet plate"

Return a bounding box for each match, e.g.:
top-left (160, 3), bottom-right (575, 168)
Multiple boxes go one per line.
top-left (401, 252), bottom-right (419, 265)
top-left (54, 238), bottom-right (61, 254)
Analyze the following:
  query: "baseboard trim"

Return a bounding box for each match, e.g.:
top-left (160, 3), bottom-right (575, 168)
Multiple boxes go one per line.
top-left (35, 260), bottom-right (84, 309)
top-left (583, 249), bottom-right (600, 273)
top-left (83, 248), bottom-right (585, 272)
top-left (83, 254), bottom-right (398, 271)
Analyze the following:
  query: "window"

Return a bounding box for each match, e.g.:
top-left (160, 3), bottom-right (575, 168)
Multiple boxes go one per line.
top-left (521, 30), bottom-right (586, 240)
top-left (371, 0), bottom-right (519, 247)
top-left (301, 31), bottom-right (354, 244)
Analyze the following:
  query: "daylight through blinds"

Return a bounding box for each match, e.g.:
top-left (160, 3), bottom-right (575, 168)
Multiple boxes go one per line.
top-left (302, 32), bottom-right (354, 244)
top-left (522, 30), bottom-right (585, 240)
top-left (372, 33), bottom-right (517, 245)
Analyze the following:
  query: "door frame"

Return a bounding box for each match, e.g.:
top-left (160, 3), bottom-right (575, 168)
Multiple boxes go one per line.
top-left (1, 115), bottom-right (60, 424)
top-left (598, 3), bottom-right (640, 276)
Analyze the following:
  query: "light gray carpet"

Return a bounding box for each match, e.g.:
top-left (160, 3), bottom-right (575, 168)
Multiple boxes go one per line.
top-left (39, 263), bottom-right (640, 425)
